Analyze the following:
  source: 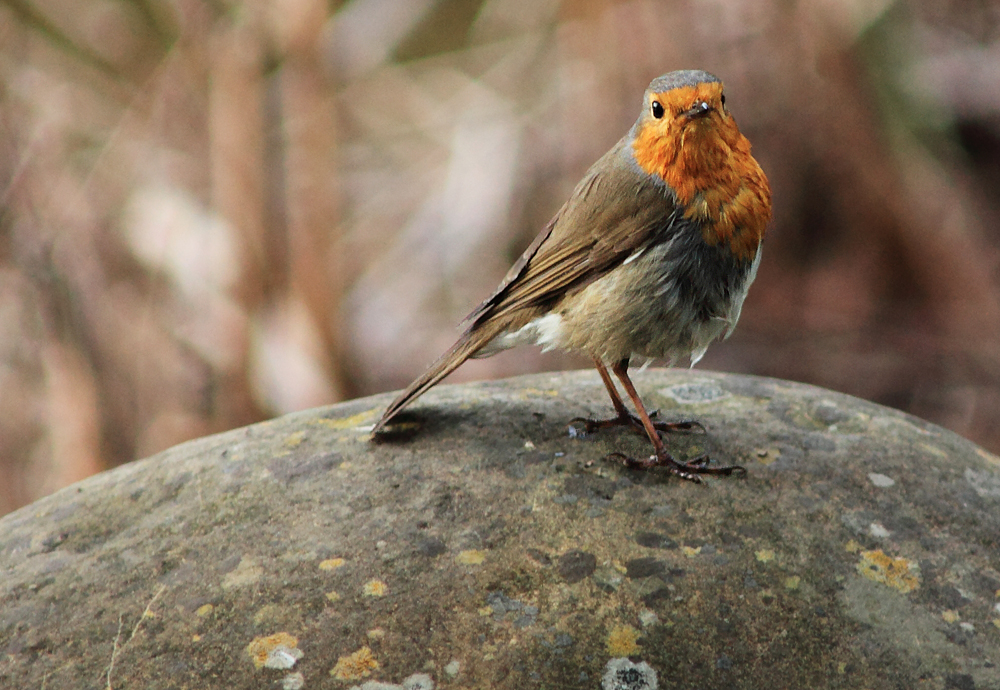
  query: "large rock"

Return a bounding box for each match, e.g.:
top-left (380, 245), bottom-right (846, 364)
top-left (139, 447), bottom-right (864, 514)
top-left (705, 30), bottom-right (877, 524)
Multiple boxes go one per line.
top-left (1, 369), bottom-right (999, 689)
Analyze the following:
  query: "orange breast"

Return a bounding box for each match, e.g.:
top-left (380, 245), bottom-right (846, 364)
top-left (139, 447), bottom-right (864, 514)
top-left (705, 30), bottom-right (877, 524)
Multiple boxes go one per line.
top-left (631, 107), bottom-right (771, 262)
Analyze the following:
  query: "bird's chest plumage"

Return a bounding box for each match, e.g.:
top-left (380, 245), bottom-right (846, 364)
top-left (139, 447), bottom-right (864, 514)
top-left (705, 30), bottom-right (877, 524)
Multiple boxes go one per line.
top-left (555, 216), bottom-right (760, 364)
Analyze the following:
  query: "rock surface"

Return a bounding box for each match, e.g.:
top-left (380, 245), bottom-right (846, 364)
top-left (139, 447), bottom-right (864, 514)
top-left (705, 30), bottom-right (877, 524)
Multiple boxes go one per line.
top-left (2, 369), bottom-right (1000, 690)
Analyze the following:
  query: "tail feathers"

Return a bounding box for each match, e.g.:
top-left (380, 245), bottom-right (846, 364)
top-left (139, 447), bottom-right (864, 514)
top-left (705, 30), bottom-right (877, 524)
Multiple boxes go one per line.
top-left (371, 330), bottom-right (487, 436)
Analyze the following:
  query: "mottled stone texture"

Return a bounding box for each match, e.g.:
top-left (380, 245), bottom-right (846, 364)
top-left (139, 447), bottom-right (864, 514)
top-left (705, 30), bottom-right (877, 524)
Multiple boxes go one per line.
top-left (2, 370), bottom-right (1000, 690)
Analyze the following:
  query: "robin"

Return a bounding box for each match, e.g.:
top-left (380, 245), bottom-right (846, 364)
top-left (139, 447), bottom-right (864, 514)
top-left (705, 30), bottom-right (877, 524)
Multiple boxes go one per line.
top-left (372, 70), bottom-right (772, 482)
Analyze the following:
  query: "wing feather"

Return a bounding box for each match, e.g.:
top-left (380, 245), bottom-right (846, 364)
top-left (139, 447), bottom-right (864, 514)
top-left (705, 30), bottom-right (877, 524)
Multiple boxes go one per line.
top-left (468, 140), bottom-right (682, 330)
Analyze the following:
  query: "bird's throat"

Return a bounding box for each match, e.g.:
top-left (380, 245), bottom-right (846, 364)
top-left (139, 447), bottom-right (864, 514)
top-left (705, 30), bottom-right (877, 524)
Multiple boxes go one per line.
top-left (631, 120), bottom-right (771, 262)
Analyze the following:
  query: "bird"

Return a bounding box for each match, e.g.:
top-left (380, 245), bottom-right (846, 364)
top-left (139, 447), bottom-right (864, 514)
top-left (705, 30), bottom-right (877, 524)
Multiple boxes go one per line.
top-left (371, 70), bottom-right (772, 482)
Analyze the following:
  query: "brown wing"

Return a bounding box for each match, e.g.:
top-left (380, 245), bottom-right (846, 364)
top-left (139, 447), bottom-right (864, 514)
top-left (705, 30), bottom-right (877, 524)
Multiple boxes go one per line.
top-left (372, 138), bottom-right (681, 436)
top-left (466, 138), bottom-right (682, 330)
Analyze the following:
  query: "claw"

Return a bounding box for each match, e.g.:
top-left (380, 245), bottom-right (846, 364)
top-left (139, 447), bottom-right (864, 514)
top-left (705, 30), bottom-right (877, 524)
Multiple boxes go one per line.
top-left (606, 450), bottom-right (745, 483)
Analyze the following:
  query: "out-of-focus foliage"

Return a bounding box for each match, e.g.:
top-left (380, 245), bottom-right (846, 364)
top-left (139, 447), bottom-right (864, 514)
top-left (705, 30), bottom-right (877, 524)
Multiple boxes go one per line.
top-left (2, 0), bottom-right (999, 515)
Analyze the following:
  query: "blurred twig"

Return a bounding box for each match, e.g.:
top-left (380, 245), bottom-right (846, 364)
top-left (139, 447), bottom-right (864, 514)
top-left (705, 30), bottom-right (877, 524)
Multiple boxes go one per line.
top-left (1, 0), bottom-right (125, 80)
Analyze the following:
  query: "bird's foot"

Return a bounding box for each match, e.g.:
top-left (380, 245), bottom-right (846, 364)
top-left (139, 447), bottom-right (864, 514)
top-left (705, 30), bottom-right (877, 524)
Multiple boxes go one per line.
top-left (569, 410), bottom-right (704, 437)
top-left (606, 451), bottom-right (746, 483)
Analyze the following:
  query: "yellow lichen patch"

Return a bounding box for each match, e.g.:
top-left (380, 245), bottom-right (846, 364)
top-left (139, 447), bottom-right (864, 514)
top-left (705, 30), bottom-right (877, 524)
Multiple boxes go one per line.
top-left (319, 558), bottom-right (345, 571)
top-left (755, 549), bottom-right (775, 563)
top-left (844, 540), bottom-right (861, 553)
top-left (978, 447), bottom-right (1000, 467)
top-left (856, 549), bottom-right (920, 593)
top-left (363, 579), bottom-right (388, 597)
top-left (478, 606), bottom-right (493, 616)
top-left (682, 546), bottom-right (702, 558)
top-left (283, 430), bottom-right (307, 448)
top-left (456, 550), bottom-right (486, 565)
top-left (246, 632), bottom-right (301, 670)
top-left (918, 442), bottom-right (947, 458)
top-left (606, 624), bottom-right (640, 656)
top-left (192, 634), bottom-right (202, 642)
top-left (519, 388), bottom-right (559, 397)
top-left (993, 619), bottom-right (1000, 630)
top-left (784, 576), bottom-right (801, 591)
top-left (331, 646), bottom-right (378, 680)
top-left (367, 628), bottom-right (385, 641)
top-left (195, 604), bottom-right (214, 617)
top-left (942, 610), bottom-right (960, 623)
top-left (325, 590), bottom-right (341, 602)
top-left (313, 409), bottom-right (378, 430)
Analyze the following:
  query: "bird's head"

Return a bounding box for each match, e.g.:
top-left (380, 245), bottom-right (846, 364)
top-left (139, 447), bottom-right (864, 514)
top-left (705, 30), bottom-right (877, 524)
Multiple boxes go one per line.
top-left (629, 70), bottom-right (771, 260)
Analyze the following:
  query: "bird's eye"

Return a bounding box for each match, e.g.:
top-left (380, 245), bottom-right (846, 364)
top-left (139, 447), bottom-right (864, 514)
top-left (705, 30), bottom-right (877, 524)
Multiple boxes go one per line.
top-left (720, 94), bottom-right (726, 107)
top-left (651, 100), bottom-right (664, 119)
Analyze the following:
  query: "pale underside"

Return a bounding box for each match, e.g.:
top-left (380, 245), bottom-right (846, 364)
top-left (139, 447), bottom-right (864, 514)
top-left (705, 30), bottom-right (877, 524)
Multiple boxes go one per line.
top-left (475, 241), bottom-right (762, 366)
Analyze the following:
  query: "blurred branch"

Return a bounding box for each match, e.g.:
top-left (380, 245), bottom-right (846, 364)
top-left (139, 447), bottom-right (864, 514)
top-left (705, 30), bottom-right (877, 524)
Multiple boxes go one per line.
top-left (0, 0), bottom-right (126, 81)
top-left (122, 0), bottom-right (180, 51)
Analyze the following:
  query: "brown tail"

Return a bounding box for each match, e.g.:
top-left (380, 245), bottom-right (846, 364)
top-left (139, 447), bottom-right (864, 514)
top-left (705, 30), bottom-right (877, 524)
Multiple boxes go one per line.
top-left (371, 328), bottom-right (490, 436)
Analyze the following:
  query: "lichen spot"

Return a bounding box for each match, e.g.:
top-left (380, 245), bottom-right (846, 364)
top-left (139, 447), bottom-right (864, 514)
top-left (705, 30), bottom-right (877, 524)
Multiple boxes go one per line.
top-left (602, 657), bottom-right (659, 690)
top-left (456, 550), bottom-right (486, 565)
top-left (857, 549), bottom-right (920, 593)
top-left (319, 557), bottom-right (345, 571)
top-left (606, 624), bottom-right (640, 656)
top-left (246, 632), bottom-right (302, 670)
top-left (331, 646), bottom-right (378, 680)
top-left (363, 579), bottom-right (388, 597)
top-left (283, 430), bottom-right (306, 448)
top-left (314, 408), bottom-right (378, 430)
top-left (195, 603), bottom-right (214, 617)
top-left (755, 549), bottom-right (775, 563)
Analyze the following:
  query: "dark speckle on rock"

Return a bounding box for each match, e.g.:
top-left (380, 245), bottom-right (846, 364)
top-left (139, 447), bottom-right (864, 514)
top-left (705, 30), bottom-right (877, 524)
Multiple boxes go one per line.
top-left (268, 452), bottom-right (341, 481)
top-left (634, 532), bottom-right (678, 550)
top-left (945, 673), bottom-right (976, 690)
top-left (625, 557), bottom-right (666, 579)
top-left (40, 532), bottom-right (68, 553)
top-left (416, 537), bottom-right (447, 557)
top-left (526, 548), bottom-right (552, 567)
top-left (557, 550), bottom-right (597, 583)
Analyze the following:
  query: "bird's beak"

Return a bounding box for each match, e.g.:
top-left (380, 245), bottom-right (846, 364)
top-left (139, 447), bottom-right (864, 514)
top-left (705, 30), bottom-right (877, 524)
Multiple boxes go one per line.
top-left (683, 101), bottom-right (713, 120)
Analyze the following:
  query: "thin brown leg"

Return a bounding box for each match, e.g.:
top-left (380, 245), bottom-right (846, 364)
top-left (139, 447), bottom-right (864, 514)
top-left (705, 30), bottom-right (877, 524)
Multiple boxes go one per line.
top-left (609, 359), bottom-right (746, 482)
top-left (571, 358), bottom-right (703, 436)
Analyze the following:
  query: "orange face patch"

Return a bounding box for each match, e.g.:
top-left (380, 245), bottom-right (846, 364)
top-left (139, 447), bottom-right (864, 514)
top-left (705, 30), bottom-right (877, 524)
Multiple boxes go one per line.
top-left (631, 82), bottom-right (771, 261)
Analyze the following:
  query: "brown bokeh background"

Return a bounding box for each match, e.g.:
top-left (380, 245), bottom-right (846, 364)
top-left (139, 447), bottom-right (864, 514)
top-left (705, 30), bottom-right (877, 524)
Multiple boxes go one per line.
top-left (2, 0), bottom-right (999, 516)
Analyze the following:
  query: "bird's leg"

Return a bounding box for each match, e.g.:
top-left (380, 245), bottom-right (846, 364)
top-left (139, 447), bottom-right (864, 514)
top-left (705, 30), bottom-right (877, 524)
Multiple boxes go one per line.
top-left (606, 360), bottom-right (745, 482)
top-left (570, 359), bottom-right (704, 436)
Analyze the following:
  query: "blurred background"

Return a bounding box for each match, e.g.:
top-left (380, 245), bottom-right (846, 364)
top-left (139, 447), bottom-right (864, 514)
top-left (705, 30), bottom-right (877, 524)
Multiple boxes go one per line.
top-left (2, 0), bottom-right (1000, 516)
